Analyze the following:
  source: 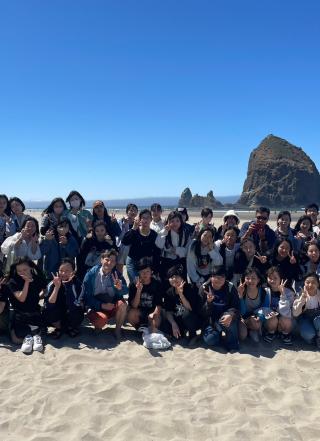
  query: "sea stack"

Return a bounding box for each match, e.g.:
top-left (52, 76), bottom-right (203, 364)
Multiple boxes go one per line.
top-left (238, 135), bottom-right (320, 207)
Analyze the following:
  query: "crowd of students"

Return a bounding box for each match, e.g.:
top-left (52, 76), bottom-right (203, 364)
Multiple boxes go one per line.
top-left (0, 191), bottom-right (320, 354)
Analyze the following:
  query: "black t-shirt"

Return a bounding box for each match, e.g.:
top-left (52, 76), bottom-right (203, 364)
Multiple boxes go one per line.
top-left (8, 274), bottom-right (47, 313)
top-left (122, 229), bottom-right (160, 266)
top-left (164, 284), bottom-right (199, 317)
top-left (44, 277), bottom-right (83, 310)
top-left (0, 284), bottom-right (10, 308)
top-left (128, 278), bottom-right (163, 313)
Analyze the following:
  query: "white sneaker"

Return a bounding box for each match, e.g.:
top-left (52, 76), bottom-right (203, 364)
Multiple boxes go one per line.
top-left (21, 335), bottom-right (33, 353)
top-left (33, 335), bottom-right (43, 352)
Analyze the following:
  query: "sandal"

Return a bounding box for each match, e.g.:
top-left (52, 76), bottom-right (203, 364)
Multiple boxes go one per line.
top-left (50, 328), bottom-right (62, 339)
top-left (67, 327), bottom-right (80, 338)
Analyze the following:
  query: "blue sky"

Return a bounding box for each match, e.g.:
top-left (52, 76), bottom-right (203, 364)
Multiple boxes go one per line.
top-left (1, 0), bottom-right (319, 201)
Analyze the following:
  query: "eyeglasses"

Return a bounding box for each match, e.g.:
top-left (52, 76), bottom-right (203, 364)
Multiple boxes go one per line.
top-left (256, 216), bottom-right (268, 221)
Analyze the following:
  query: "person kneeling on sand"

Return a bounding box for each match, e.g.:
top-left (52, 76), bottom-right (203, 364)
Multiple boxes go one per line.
top-left (127, 257), bottom-right (163, 333)
top-left (199, 266), bottom-right (240, 352)
top-left (82, 249), bottom-right (128, 340)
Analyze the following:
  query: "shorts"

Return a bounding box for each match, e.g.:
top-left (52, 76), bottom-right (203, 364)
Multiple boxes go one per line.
top-left (87, 300), bottom-right (126, 329)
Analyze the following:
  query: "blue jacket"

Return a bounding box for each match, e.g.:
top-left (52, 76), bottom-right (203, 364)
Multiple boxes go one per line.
top-left (40, 236), bottom-right (79, 276)
top-left (82, 265), bottom-right (128, 311)
top-left (240, 287), bottom-right (271, 319)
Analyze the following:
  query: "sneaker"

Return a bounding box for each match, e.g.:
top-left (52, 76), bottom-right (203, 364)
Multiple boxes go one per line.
top-left (21, 335), bottom-right (33, 353)
top-left (264, 332), bottom-right (276, 343)
top-left (281, 333), bottom-right (293, 346)
top-left (249, 330), bottom-right (260, 343)
top-left (33, 335), bottom-right (43, 352)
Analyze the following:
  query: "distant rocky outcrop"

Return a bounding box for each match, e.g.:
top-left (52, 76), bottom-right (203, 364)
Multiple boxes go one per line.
top-left (238, 135), bottom-right (320, 207)
top-left (179, 188), bottom-right (223, 208)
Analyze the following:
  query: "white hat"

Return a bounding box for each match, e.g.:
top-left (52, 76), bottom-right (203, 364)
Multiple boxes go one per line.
top-left (223, 210), bottom-right (240, 224)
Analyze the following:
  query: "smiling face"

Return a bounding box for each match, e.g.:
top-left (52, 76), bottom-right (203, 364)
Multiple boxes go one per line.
top-left (210, 274), bottom-right (226, 290)
top-left (277, 241), bottom-right (291, 258)
top-left (267, 270), bottom-right (281, 290)
top-left (101, 254), bottom-right (117, 274)
top-left (307, 244), bottom-right (320, 263)
top-left (59, 262), bottom-right (74, 282)
top-left (200, 230), bottom-right (213, 247)
top-left (306, 208), bottom-right (318, 225)
top-left (244, 272), bottom-right (259, 288)
top-left (140, 213), bottom-right (152, 229)
top-left (224, 229), bottom-right (237, 248)
top-left (304, 276), bottom-right (319, 296)
top-left (95, 225), bottom-right (107, 241)
top-left (139, 267), bottom-right (152, 284)
top-left (151, 209), bottom-right (162, 222)
top-left (24, 220), bottom-right (37, 237)
top-left (57, 222), bottom-right (69, 236)
top-left (278, 214), bottom-right (290, 230)
top-left (11, 200), bottom-right (23, 215)
top-left (241, 240), bottom-right (255, 259)
top-left (93, 204), bottom-right (105, 218)
top-left (300, 219), bottom-right (311, 233)
top-left (168, 216), bottom-right (181, 233)
top-left (127, 206), bottom-right (138, 221)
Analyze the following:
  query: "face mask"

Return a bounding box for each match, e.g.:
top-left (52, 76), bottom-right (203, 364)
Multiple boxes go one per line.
top-left (70, 199), bottom-right (81, 209)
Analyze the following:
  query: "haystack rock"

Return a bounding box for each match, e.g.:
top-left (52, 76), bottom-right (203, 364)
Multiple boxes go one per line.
top-left (179, 188), bottom-right (223, 208)
top-left (238, 135), bottom-right (320, 207)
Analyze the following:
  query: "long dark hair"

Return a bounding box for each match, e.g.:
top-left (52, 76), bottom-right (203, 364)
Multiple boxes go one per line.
top-left (194, 227), bottom-right (214, 267)
top-left (20, 217), bottom-right (40, 236)
top-left (293, 215), bottom-right (313, 234)
top-left (8, 257), bottom-right (42, 281)
top-left (0, 194), bottom-right (11, 216)
top-left (165, 211), bottom-right (187, 248)
top-left (42, 197), bottom-right (67, 216)
top-left (9, 197), bottom-right (26, 213)
top-left (272, 239), bottom-right (293, 261)
top-left (66, 191), bottom-right (85, 208)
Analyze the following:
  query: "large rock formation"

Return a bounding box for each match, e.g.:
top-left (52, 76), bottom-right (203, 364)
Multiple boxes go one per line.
top-left (179, 188), bottom-right (223, 208)
top-left (238, 135), bottom-right (320, 207)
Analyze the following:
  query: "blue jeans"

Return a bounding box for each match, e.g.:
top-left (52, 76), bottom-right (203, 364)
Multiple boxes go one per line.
top-left (126, 256), bottom-right (139, 284)
top-left (203, 319), bottom-right (239, 351)
top-left (298, 315), bottom-right (320, 344)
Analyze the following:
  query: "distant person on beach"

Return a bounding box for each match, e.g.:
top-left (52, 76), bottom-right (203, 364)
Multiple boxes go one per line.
top-left (92, 200), bottom-right (121, 246)
top-left (156, 210), bottom-right (191, 282)
top-left (127, 258), bottom-right (163, 333)
top-left (239, 207), bottom-right (276, 253)
top-left (40, 197), bottom-right (68, 236)
top-left (162, 264), bottom-right (201, 344)
top-left (293, 272), bottom-right (320, 349)
top-left (304, 203), bottom-right (320, 235)
top-left (200, 266), bottom-right (240, 352)
top-left (122, 209), bottom-right (160, 283)
top-left (187, 227), bottom-right (223, 287)
top-left (150, 203), bottom-right (165, 233)
top-left (7, 257), bottom-right (47, 353)
top-left (43, 258), bottom-right (84, 339)
top-left (65, 191), bottom-right (93, 241)
top-left (215, 210), bottom-right (240, 240)
top-left (6, 197), bottom-right (28, 236)
top-left (1, 217), bottom-right (41, 273)
top-left (82, 249), bottom-right (128, 340)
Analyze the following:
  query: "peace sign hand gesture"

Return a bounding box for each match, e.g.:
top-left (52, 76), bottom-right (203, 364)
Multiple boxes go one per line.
top-left (135, 277), bottom-right (143, 294)
top-left (112, 272), bottom-right (122, 291)
top-left (177, 281), bottom-right (185, 297)
top-left (254, 252), bottom-right (267, 264)
top-left (279, 279), bottom-right (288, 296)
top-left (289, 252), bottom-right (296, 265)
top-left (51, 272), bottom-right (62, 289)
top-left (237, 281), bottom-right (246, 298)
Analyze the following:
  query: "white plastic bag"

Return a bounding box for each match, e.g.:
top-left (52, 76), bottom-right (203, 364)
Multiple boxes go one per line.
top-left (138, 326), bottom-right (171, 350)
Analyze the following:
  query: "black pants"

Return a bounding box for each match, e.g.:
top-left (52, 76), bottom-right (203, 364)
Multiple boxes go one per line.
top-left (162, 309), bottom-right (201, 338)
top-left (11, 310), bottom-right (44, 339)
top-left (43, 305), bottom-right (84, 329)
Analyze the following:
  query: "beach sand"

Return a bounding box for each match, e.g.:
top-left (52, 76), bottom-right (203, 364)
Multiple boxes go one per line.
top-left (1, 210), bottom-right (319, 441)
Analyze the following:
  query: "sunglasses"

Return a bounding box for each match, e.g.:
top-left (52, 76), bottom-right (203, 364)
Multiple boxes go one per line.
top-left (256, 216), bottom-right (268, 221)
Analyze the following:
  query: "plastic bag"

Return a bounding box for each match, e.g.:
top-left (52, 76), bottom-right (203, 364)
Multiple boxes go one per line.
top-left (138, 326), bottom-right (171, 350)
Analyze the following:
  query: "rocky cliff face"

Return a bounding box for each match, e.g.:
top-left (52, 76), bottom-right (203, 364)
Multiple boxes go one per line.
top-left (179, 188), bottom-right (223, 208)
top-left (238, 135), bottom-right (320, 207)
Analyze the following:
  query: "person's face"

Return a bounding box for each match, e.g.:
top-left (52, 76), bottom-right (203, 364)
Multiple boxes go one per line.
top-left (69, 195), bottom-right (81, 209)
top-left (256, 211), bottom-right (269, 226)
top-left (140, 213), bottom-right (151, 229)
top-left (169, 274), bottom-right (183, 288)
top-left (242, 241), bottom-right (255, 258)
top-left (53, 202), bottom-right (64, 215)
top-left (278, 214), bottom-right (290, 229)
top-left (11, 200), bottom-right (23, 215)
top-left (24, 220), bottom-right (36, 237)
top-left (94, 205), bottom-right (105, 217)
top-left (59, 263), bottom-right (74, 282)
top-left (127, 207), bottom-right (138, 220)
top-left (306, 208), bottom-right (318, 224)
top-left (95, 225), bottom-right (107, 241)
top-left (210, 275), bottom-right (226, 290)
top-left (267, 271), bottom-right (281, 289)
top-left (300, 219), bottom-right (311, 232)
top-left (57, 223), bottom-right (69, 236)
top-left (278, 241), bottom-right (291, 258)
top-left (304, 276), bottom-right (319, 296)
top-left (0, 197), bottom-right (7, 213)
top-left (307, 245), bottom-right (320, 263)
top-left (202, 214), bottom-right (213, 226)
top-left (101, 255), bottom-right (116, 273)
top-left (225, 216), bottom-right (237, 227)
top-left (200, 230), bottom-right (213, 247)
top-left (169, 216), bottom-right (181, 232)
top-left (139, 267), bottom-right (152, 284)
top-left (16, 263), bottom-right (32, 278)
top-left (244, 272), bottom-right (259, 288)
top-left (224, 230), bottom-right (237, 247)
top-left (151, 209), bottom-right (162, 222)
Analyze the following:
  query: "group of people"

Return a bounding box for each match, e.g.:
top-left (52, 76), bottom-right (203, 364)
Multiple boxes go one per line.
top-left (0, 191), bottom-right (320, 354)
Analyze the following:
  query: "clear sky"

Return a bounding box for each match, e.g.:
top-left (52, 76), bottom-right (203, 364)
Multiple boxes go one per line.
top-left (1, 0), bottom-right (319, 201)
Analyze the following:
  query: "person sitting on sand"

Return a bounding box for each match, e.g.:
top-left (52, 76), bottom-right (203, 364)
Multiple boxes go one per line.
top-left (162, 264), bottom-right (201, 344)
top-left (7, 257), bottom-right (47, 353)
top-left (199, 266), bottom-right (240, 352)
top-left (43, 258), bottom-right (84, 339)
top-left (293, 272), bottom-right (320, 349)
top-left (187, 228), bottom-right (223, 288)
top-left (82, 249), bottom-right (128, 340)
top-left (239, 206), bottom-right (276, 253)
top-left (127, 257), bottom-right (163, 333)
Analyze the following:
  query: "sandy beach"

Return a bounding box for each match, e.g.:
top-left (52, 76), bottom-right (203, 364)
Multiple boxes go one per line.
top-left (1, 209), bottom-right (320, 441)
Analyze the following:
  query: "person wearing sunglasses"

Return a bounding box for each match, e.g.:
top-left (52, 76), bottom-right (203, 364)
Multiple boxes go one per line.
top-left (239, 207), bottom-right (276, 253)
